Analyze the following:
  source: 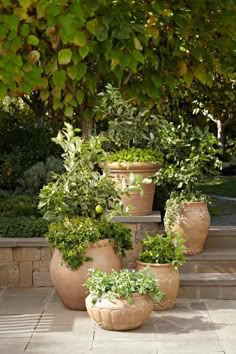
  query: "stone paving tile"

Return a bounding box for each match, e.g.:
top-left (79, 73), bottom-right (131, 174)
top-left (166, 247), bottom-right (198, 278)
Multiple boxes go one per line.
top-left (0, 288), bottom-right (52, 315)
top-left (154, 314), bottom-right (218, 341)
top-left (30, 323), bottom-right (94, 343)
top-left (0, 314), bottom-right (39, 338)
top-left (25, 342), bottom-right (91, 354)
top-left (219, 339), bottom-right (236, 353)
top-left (93, 317), bottom-right (156, 342)
top-left (0, 342), bottom-right (26, 354)
top-left (206, 300), bottom-right (236, 324)
top-left (156, 339), bottom-right (223, 353)
top-left (214, 324), bottom-right (236, 340)
top-left (3, 287), bottom-right (53, 296)
top-left (91, 341), bottom-right (157, 354)
top-left (42, 297), bottom-right (91, 325)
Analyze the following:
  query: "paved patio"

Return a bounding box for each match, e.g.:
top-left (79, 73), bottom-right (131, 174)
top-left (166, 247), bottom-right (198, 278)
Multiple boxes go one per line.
top-left (0, 287), bottom-right (236, 354)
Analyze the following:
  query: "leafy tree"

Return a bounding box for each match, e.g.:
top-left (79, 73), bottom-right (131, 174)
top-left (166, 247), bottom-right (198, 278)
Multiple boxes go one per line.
top-left (0, 0), bottom-right (235, 134)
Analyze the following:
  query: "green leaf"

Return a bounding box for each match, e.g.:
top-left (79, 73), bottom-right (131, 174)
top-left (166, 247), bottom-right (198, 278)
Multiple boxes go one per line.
top-left (96, 24), bottom-right (108, 41)
top-left (27, 35), bottom-right (39, 46)
top-left (134, 36), bottom-right (143, 50)
top-left (4, 14), bottom-right (19, 31)
top-left (72, 31), bottom-right (86, 46)
top-left (79, 46), bottom-right (89, 59)
top-left (77, 63), bottom-right (87, 80)
top-left (133, 49), bottom-right (144, 63)
top-left (0, 84), bottom-right (7, 99)
top-left (20, 24), bottom-right (30, 37)
top-left (86, 19), bottom-right (98, 35)
top-left (77, 90), bottom-right (84, 104)
top-left (65, 106), bottom-right (74, 117)
top-left (67, 66), bottom-right (79, 80)
top-left (52, 70), bottom-right (66, 88)
top-left (58, 49), bottom-right (72, 65)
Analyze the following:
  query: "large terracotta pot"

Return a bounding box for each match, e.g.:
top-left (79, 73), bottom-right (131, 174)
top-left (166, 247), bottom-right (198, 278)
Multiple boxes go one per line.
top-left (50, 239), bottom-right (121, 310)
top-left (170, 201), bottom-right (210, 255)
top-left (85, 293), bottom-right (153, 331)
top-left (136, 261), bottom-right (179, 310)
top-left (100, 162), bottom-right (160, 216)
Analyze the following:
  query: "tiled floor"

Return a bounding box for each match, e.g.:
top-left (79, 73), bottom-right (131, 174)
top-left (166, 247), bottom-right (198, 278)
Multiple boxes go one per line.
top-left (0, 287), bottom-right (236, 354)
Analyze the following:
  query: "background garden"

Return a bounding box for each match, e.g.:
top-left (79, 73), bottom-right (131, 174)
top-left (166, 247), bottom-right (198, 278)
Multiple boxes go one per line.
top-left (0, 0), bottom-right (235, 238)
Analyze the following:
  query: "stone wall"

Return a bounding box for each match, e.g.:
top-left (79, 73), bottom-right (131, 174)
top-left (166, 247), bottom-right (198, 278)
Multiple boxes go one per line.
top-left (0, 239), bottom-right (52, 287)
top-left (0, 212), bottom-right (161, 287)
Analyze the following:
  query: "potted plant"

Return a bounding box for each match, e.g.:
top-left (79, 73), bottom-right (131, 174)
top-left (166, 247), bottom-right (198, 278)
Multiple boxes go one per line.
top-left (95, 84), bottom-right (163, 215)
top-left (154, 120), bottom-right (222, 255)
top-left (85, 268), bottom-right (165, 331)
top-left (38, 123), bottom-right (133, 310)
top-left (136, 230), bottom-right (185, 310)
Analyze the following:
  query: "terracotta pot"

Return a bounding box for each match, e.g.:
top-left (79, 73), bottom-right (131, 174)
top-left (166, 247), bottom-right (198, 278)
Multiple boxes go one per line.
top-left (85, 293), bottom-right (153, 331)
top-left (50, 239), bottom-right (121, 310)
top-left (170, 201), bottom-right (211, 255)
top-left (100, 162), bottom-right (160, 216)
top-left (136, 261), bottom-right (179, 310)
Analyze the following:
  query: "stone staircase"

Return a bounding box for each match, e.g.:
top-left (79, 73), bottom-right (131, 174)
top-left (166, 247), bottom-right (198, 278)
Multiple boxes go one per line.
top-left (179, 226), bottom-right (236, 299)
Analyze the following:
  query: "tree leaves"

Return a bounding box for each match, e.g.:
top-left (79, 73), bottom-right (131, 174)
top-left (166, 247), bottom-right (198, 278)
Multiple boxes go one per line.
top-left (58, 49), bottom-right (72, 65)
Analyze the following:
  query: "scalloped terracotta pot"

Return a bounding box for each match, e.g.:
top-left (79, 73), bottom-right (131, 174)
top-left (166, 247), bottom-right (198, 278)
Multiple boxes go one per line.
top-left (100, 162), bottom-right (160, 216)
top-left (85, 293), bottom-right (153, 331)
top-left (50, 240), bottom-right (121, 310)
top-left (169, 201), bottom-right (211, 255)
top-left (136, 261), bottom-right (179, 311)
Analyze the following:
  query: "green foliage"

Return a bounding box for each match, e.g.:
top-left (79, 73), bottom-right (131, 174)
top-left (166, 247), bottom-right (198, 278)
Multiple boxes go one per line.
top-left (0, 216), bottom-right (48, 238)
top-left (47, 217), bottom-right (132, 270)
top-left (0, 1), bottom-right (234, 122)
top-left (0, 193), bottom-right (39, 217)
top-left (38, 123), bottom-right (121, 221)
top-left (0, 98), bottom-right (61, 190)
top-left (138, 230), bottom-right (186, 269)
top-left (106, 148), bottom-right (163, 163)
top-left (85, 268), bottom-right (165, 305)
top-left (18, 156), bottom-right (64, 194)
top-left (154, 120), bottom-right (222, 199)
top-left (95, 84), bottom-right (165, 150)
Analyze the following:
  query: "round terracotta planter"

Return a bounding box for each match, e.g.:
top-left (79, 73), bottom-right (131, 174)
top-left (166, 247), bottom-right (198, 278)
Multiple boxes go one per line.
top-left (50, 239), bottom-right (121, 310)
top-left (136, 261), bottom-right (179, 311)
top-left (85, 293), bottom-right (153, 331)
top-left (100, 162), bottom-right (160, 216)
top-left (169, 201), bottom-right (210, 255)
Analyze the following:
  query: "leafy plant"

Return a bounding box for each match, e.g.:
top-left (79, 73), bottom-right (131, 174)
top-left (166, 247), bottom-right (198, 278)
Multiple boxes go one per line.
top-left (18, 156), bottom-right (64, 194)
top-left (47, 217), bottom-right (132, 270)
top-left (85, 268), bottom-right (165, 305)
top-left (138, 230), bottom-right (186, 269)
top-left (154, 119), bottom-right (222, 221)
top-left (106, 147), bottom-right (163, 163)
top-left (95, 84), bottom-right (165, 153)
top-left (38, 123), bottom-right (121, 221)
top-left (0, 216), bottom-right (48, 238)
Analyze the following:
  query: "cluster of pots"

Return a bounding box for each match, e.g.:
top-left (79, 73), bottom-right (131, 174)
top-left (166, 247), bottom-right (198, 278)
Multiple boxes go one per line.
top-left (50, 162), bottom-right (210, 331)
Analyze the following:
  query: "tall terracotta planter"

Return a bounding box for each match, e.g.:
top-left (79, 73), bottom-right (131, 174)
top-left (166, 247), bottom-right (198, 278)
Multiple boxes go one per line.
top-left (136, 261), bottom-right (179, 311)
top-left (169, 201), bottom-right (210, 255)
top-left (101, 162), bottom-right (160, 216)
top-left (50, 239), bottom-right (121, 310)
top-left (86, 293), bottom-right (153, 331)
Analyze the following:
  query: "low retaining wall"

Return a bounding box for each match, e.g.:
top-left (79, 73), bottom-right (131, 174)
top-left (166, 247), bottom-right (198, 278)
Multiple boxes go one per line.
top-left (0, 238), bottom-right (52, 287)
top-left (0, 212), bottom-right (161, 287)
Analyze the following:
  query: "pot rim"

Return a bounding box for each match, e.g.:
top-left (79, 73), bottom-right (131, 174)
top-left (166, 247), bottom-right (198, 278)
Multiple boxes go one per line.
top-left (136, 260), bottom-right (175, 268)
top-left (99, 161), bottom-right (161, 171)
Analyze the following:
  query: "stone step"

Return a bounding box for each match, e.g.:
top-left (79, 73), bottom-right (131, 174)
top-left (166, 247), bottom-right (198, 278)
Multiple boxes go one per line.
top-left (178, 273), bottom-right (236, 299)
top-left (205, 226), bottom-right (236, 249)
top-left (180, 249), bottom-right (236, 274)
